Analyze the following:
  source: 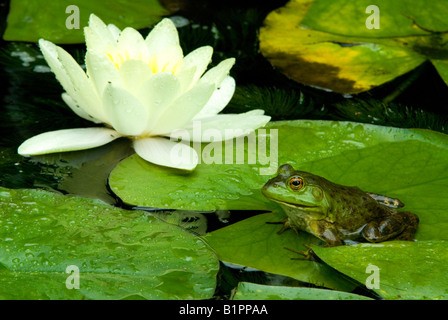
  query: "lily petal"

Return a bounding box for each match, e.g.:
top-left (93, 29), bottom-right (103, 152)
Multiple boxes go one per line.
top-left (117, 27), bottom-right (148, 59)
top-left (193, 76), bottom-right (236, 120)
top-left (200, 58), bottom-right (235, 87)
top-left (145, 19), bottom-right (183, 73)
top-left (136, 72), bottom-right (181, 129)
top-left (175, 66), bottom-right (197, 93)
top-left (150, 82), bottom-right (215, 136)
top-left (119, 59), bottom-right (153, 94)
top-left (84, 14), bottom-right (118, 53)
top-left (145, 18), bottom-right (180, 52)
top-left (181, 46), bottom-right (213, 87)
top-left (85, 49), bottom-right (123, 96)
top-left (61, 93), bottom-right (102, 124)
top-left (133, 137), bottom-right (198, 170)
top-left (102, 83), bottom-right (150, 136)
top-left (180, 110), bottom-right (271, 142)
top-left (18, 128), bottom-right (121, 156)
top-left (39, 39), bottom-right (104, 122)
top-left (107, 23), bottom-right (121, 41)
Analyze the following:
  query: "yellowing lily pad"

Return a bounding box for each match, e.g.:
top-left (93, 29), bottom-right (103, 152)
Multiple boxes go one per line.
top-left (3, 0), bottom-right (168, 43)
top-left (312, 241), bottom-right (448, 299)
top-left (433, 60), bottom-right (448, 84)
top-left (302, 0), bottom-right (448, 38)
top-left (259, 0), bottom-right (448, 93)
top-left (0, 187), bottom-right (218, 300)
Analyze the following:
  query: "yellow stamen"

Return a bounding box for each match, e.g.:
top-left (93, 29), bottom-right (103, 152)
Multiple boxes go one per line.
top-left (106, 49), bottom-right (181, 75)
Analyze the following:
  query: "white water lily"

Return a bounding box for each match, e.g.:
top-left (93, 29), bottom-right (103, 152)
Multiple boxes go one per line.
top-left (18, 14), bottom-right (270, 170)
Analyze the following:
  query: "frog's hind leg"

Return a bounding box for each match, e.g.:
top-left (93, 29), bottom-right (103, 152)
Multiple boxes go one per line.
top-left (392, 211), bottom-right (419, 241)
top-left (362, 211), bottom-right (419, 243)
top-left (284, 245), bottom-right (321, 262)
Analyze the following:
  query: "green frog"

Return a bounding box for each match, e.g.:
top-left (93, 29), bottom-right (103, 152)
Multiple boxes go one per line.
top-left (262, 164), bottom-right (419, 247)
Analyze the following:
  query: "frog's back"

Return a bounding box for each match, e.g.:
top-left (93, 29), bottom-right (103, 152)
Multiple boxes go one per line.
top-left (320, 178), bottom-right (393, 228)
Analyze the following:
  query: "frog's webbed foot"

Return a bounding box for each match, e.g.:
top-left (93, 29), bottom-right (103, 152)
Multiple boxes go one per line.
top-left (266, 218), bottom-right (296, 234)
top-left (284, 245), bottom-right (321, 262)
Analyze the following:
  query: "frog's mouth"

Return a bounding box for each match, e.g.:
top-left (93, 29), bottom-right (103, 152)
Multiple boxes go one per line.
top-left (273, 199), bottom-right (321, 211)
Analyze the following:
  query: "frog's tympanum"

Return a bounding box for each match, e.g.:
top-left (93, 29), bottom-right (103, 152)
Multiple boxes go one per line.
top-left (262, 164), bottom-right (419, 247)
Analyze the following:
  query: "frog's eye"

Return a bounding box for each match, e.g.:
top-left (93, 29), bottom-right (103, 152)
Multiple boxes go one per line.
top-left (288, 177), bottom-right (304, 190)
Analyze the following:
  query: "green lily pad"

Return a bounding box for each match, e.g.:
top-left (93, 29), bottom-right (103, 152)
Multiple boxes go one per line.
top-left (111, 120), bottom-right (448, 290)
top-left (233, 282), bottom-right (372, 300)
top-left (202, 138), bottom-right (448, 289)
top-left (203, 133), bottom-right (448, 286)
top-left (3, 0), bottom-right (168, 43)
top-left (109, 120), bottom-right (448, 230)
top-left (312, 241), bottom-right (448, 299)
top-left (259, 0), bottom-right (448, 93)
top-left (433, 60), bottom-right (448, 85)
top-left (202, 210), bottom-right (357, 291)
top-left (0, 186), bottom-right (218, 300)
top-left (302, 0), bottom-right (448, 37)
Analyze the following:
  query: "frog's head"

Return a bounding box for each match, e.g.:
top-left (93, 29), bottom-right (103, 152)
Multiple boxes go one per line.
top-left (261, 164), bottom-right (330, 218)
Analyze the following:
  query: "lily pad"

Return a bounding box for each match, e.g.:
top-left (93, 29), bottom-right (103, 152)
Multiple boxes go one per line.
top-left (202, 210), bottom-right (357, 291)
top-left (259, 0), bottom-right (448, 93)
top-left (312, 241), bottom-right (448, 299)
top-left (233, 282), bottom-right (372, 300)
top-left (203, 134), bottom-right (448, 286)
top-left (302, 0), bottom-right (448, 37)
top-left (109, 120), bottom-right (448, 232)
top-left (3, 0), bottom-right (168, 43)
top-left (111, 120), bottom-right (448, 290)
top-left (0, 186), bottom-right (218, 300)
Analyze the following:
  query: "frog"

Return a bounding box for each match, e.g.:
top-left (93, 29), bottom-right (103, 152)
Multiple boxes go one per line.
top-left (261, 164), bottom-right (419, 247)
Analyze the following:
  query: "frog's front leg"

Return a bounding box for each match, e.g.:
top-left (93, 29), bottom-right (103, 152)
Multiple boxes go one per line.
top-left (362, 211), bottom-right (419, 243)
top-left (310, 220), bottom-right (344, 247)
top-left (266, 218), bottom-right (300, 234)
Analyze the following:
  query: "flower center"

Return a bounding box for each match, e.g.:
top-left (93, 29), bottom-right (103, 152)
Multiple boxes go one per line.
top-left (106, 50), bottom-right (182, 74)
top-left (106, 51), bottom-right (129, 69)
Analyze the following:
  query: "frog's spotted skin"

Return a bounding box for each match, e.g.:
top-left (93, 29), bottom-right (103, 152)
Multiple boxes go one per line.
top-left (262, 164), bottom-right (419, 247)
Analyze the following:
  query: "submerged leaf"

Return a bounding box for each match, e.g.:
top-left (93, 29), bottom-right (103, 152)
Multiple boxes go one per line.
top-left (333, 98), bottom-right (448, 134)
top-left (225, 85), bottom-right (322, 121)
